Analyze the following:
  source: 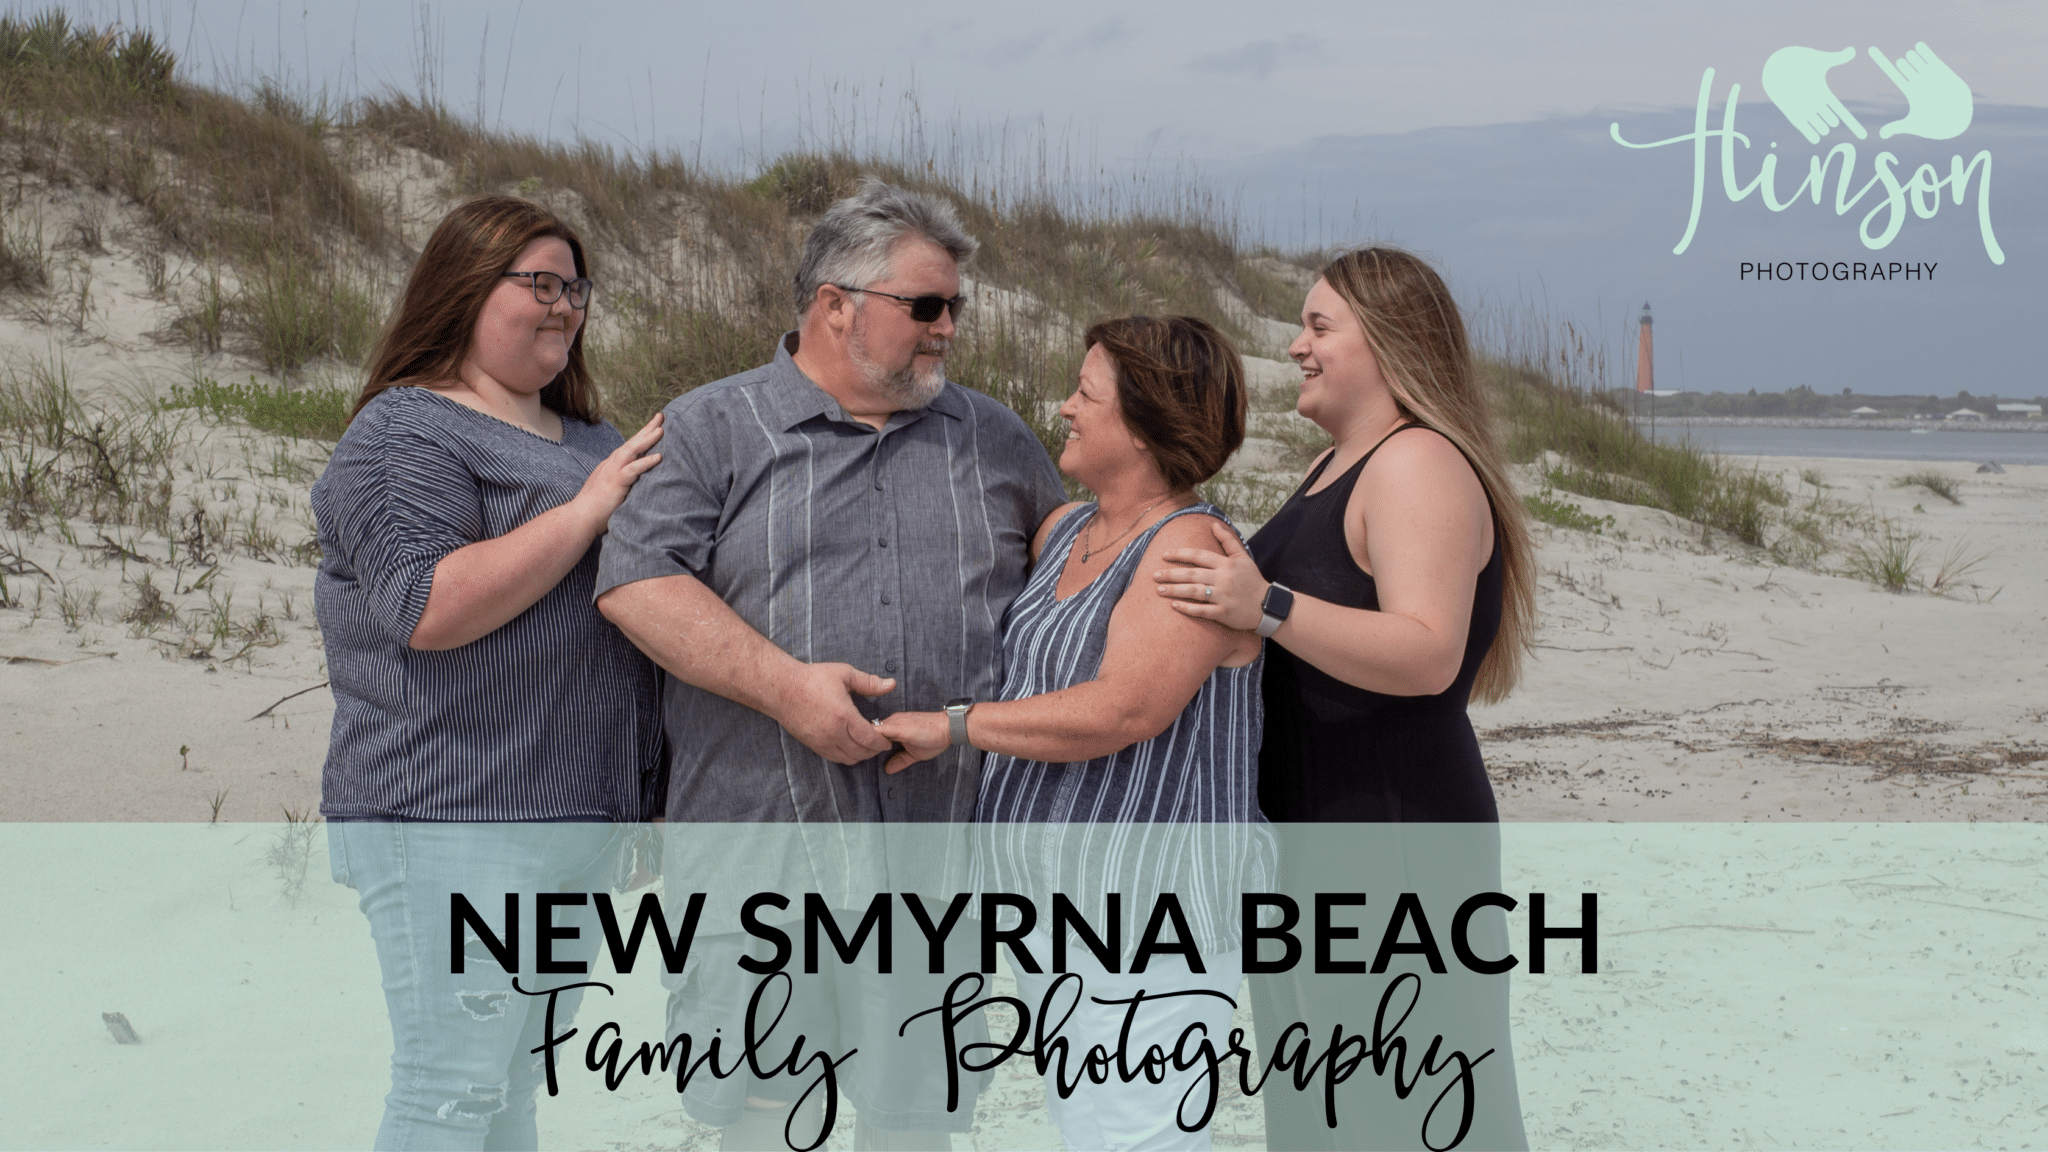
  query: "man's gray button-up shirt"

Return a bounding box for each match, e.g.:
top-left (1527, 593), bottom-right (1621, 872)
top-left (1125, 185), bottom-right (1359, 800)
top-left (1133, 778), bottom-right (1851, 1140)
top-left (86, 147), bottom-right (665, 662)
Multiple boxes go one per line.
top-left (596, 332), bottom-right (1064, 831)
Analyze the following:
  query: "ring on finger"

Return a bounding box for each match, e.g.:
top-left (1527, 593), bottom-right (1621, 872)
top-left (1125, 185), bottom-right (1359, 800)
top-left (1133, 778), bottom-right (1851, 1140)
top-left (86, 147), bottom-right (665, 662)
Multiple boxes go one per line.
top-left (1204, 585), bottom-right (1214, 600)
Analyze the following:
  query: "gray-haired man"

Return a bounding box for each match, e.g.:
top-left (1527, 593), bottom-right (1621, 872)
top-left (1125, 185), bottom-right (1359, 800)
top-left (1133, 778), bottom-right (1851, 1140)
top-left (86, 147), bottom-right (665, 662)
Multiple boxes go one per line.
top-left (596, 180), bottom-right (1062, 1149)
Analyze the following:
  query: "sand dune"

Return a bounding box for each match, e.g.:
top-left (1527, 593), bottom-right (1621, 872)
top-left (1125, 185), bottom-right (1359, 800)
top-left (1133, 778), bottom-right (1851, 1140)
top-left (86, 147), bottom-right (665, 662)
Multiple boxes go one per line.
top-left (1482, 455), bottom-right (2047, 823)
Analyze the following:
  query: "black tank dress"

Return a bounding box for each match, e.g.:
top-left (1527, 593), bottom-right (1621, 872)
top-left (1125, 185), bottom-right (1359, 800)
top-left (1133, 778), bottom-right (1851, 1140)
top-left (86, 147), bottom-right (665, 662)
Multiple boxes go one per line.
top-left (1245, 422), bottom-right (1527, 1151)
top-left (1248, 422), bottom-right (1504, 823)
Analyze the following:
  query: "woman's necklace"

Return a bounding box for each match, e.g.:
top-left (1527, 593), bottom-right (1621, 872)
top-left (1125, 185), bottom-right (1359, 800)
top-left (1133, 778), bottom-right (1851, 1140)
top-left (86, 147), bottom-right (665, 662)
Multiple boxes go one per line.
top-left (1081, 495), bottom-right (1171, 563)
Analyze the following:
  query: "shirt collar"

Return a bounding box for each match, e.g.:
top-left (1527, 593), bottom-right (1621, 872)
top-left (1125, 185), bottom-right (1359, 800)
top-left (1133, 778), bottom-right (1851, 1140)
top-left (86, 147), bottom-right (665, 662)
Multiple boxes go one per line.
top-left (763, 331), bottom-right (968, 433)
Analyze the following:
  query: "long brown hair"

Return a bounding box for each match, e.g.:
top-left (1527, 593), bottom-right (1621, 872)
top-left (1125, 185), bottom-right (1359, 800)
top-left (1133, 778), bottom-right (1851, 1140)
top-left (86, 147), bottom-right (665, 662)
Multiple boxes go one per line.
top-left (1083, 315), bottom-right (1247, 491)
top-left (1319, 247), bottom-right (1533, 704)
top-left (353, 196), bottom-right (600, 422)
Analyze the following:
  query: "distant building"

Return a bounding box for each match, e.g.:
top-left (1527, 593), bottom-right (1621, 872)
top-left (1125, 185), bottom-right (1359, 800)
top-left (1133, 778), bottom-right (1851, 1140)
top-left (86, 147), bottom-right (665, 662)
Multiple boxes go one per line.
top-left (1634, 302), bottom-right (1654, 393)
top-left (1849, 406), bottom-right (1883, 418)
top-left (1947, 408), bottom-right (1986, 421)
top-left (1994, 403), bottom-right (2042, 419)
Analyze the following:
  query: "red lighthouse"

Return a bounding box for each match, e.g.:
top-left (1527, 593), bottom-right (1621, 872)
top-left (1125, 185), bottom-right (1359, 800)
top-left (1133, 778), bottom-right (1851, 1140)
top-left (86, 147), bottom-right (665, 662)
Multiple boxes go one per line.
top-left (1634, 302), bottom-right (1654, 393)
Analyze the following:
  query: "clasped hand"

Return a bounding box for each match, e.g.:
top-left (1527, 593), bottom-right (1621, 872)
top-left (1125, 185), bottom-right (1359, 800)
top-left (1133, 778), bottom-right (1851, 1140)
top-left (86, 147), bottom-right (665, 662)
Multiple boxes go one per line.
top-left (821, 518), bottom-right (1276, 779)
top-left (873, 712), bottom-right (950, 776)
top-left (770, 663), bottom-right (946, 774)
top-left (774, 661), bottom-right (897, 765)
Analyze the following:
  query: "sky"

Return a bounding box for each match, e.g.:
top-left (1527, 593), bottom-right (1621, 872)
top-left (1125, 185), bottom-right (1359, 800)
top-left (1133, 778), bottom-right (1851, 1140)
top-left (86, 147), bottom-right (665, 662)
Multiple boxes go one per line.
top-left (25, 0), bottom-right (2048, 396)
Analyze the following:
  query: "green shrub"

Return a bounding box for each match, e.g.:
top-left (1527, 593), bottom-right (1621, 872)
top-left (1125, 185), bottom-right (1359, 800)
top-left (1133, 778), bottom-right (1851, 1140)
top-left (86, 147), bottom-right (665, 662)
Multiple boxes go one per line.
top-left (1524, 491), bottom-right (1615, 533)
top-left (1489, 364), bottom-right (1785, 546)
top-left (160, 377), bottom-right (351, 440)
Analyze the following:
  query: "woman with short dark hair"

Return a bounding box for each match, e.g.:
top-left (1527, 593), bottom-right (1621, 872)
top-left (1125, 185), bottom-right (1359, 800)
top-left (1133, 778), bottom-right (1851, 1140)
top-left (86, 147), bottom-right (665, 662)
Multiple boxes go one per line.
top-left (878, 314), bottom-right (1270, 1152)
top-left (315, 195), bottom-right (665, 1149)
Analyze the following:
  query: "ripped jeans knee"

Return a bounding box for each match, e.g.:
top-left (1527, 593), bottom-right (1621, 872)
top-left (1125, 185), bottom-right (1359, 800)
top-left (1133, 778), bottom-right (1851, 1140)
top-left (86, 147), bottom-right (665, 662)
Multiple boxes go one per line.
top-left (456, 988), bottom-right (512, 1021)
top-left (435, 1079), bottom-right (509, 1123)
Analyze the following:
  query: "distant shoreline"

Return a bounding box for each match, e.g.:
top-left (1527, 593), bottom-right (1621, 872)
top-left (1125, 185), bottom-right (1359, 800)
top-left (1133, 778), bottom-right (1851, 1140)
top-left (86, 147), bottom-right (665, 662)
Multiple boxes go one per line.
top-left (1629, 416), bottom-right (2048, 434)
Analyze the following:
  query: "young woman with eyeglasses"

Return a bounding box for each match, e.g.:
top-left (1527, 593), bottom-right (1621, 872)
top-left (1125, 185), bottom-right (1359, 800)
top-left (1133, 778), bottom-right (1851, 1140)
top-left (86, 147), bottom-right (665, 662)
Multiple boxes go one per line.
top-left (313, 196), bottom-right (665, 1149)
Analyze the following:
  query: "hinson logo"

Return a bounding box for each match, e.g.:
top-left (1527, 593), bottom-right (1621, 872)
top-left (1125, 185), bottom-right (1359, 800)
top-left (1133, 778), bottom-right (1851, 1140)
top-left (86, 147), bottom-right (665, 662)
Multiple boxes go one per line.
top-left (1611, 42), bottom-right (2003, 264)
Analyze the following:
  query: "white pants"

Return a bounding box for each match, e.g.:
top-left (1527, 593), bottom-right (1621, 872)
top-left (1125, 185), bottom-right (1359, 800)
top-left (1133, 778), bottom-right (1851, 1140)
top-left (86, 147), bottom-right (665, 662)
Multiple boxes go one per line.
top-left (1009, 929), bottom-right (1244, 1152)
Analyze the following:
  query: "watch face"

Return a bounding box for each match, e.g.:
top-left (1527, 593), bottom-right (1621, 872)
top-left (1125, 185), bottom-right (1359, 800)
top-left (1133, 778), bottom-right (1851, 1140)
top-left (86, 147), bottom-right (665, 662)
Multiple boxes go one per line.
top-left (1264, 584), bottom-right (1294, 619)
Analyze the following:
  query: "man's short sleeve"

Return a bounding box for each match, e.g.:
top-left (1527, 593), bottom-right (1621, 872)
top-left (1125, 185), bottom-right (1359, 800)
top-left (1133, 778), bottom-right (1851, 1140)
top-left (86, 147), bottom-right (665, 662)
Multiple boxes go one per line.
top-left (982, 396), bottom-right (1065, 526)
top-left (1021, 430), bottom-right (1066, 525)
top-left (317, 404), bottom-right (486, 645)
top-left (595, 393), bottom-right (729, 598)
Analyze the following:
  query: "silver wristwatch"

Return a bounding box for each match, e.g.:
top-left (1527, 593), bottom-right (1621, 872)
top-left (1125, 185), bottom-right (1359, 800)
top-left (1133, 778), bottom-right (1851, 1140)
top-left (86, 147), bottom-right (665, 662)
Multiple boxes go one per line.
top-left (945, 697), bottom-right (975, 747)
top-left (1257, 583), bottom-right (1296, 638)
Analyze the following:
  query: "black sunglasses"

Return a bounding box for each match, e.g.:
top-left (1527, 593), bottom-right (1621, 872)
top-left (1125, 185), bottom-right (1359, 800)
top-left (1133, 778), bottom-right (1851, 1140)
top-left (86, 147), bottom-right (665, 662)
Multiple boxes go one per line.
top-left (503, 270), bottom-right (595, 310)
top-left (830, 284), bottom-right (966, 323)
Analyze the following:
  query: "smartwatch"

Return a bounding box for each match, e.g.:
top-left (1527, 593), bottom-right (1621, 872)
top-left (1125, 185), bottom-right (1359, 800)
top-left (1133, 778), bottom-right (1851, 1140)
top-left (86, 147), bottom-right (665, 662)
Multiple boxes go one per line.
top-left (1257, 583), bottom-right (1295, 638)
top-left (945, 697), bottom-right (976, 747)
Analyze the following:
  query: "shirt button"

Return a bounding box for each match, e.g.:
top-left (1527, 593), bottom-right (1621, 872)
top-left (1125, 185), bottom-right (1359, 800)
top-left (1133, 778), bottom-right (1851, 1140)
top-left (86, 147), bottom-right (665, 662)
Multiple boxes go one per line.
top-left (887, 787), bottom-right (897, 799)
top-left (880, 593), bottom-right (892, 605)
top-left (877, 537), bottom-right (888, 547)
top-left (875, 478), bottom-right (885, 489)
top-left (885, 659), bottom-right (898, 672)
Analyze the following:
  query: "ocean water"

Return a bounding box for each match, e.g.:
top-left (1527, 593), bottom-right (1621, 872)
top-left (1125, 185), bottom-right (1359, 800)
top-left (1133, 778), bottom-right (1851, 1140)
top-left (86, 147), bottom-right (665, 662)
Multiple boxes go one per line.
top-left (1635, 424), bottom-right (2048, 465)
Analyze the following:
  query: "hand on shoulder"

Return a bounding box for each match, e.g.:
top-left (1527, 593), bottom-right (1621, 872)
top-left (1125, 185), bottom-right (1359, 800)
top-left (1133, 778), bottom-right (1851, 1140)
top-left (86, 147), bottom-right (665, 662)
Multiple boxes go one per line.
top-left (1134, 510), bottom-right (1263, 665)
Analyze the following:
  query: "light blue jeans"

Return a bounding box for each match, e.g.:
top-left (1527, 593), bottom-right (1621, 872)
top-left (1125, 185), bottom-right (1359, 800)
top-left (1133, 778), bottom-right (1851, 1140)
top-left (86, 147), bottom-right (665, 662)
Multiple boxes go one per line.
top-left (328, 822), bottom-right (624, 1151)
top-left (1009, 929), bottom-right (1245, 1152)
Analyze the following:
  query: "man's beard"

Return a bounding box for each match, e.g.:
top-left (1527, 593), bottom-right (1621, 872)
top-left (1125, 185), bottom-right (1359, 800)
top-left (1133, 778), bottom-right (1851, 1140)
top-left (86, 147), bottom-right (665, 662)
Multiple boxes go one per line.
top-left (848, 311), bottom-right (948, 407)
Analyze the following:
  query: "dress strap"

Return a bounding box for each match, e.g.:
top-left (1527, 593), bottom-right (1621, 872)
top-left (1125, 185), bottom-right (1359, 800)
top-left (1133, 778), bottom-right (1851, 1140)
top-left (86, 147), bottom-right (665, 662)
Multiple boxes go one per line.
top-left (1303, 420), bottom-right (1419, 498)
top-left (1104, 501), bottom-right (1234, 569)
top-left (1358, 420), bottom-right (1420, 468)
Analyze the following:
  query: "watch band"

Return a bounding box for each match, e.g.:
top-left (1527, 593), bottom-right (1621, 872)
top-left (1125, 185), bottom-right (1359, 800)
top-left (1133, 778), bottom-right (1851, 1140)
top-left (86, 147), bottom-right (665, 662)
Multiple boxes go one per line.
top-left (1257, 583), bottom-right (1295, 638)
top-left (945, 697), bottom-right (975, 747)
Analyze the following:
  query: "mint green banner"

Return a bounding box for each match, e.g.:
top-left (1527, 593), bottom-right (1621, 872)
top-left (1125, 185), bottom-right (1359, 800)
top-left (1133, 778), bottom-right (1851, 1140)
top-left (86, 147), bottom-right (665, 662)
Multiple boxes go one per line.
top-left (0, 823), bottom-right (2038, 1150)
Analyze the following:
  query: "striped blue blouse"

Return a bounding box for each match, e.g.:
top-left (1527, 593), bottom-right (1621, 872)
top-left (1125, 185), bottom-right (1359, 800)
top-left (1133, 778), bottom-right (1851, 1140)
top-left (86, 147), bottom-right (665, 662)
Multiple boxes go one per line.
top-left (312, 387), bottom-right (663, 821)
top-left (974, 503), bottom-right (1275, 956)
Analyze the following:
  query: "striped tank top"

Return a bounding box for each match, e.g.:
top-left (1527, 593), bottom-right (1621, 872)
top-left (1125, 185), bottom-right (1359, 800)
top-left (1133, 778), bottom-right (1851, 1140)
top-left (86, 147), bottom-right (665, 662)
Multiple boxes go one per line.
top-left (973, 502), bottom-right (1274, 957)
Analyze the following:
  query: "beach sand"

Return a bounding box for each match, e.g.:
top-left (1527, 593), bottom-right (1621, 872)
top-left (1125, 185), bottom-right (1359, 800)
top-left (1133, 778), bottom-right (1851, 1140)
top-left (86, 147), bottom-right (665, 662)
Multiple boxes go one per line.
top-left (1480, 454), bottom-right (2047, 823)
top-left (7, 453), bottom-right (2039, 825)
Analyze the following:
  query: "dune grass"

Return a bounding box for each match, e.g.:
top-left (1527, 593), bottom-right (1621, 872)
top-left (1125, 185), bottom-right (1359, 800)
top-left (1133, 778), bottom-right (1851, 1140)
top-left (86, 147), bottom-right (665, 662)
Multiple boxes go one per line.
top-left (1482, 360), bottom-right (1786, 547)
top-left (1, 193), bottom-right (50, 292)
top-left (356, 93), bottom-right (1313, 429)
top-left (0, 352), bottom-right (184, 535)
top-left (1844, 517), bottom-right (1929, 593)
top-left (1894, 469), bottom-right (1962, 505)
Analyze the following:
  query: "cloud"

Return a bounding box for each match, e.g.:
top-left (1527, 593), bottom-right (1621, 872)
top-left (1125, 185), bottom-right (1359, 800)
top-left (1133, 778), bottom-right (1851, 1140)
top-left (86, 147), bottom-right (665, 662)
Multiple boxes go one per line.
top-left (983, 29), bottom-right (1053, 65)
top-left (1066, 18), bottom-right (1132, 52)
top-left (981, 19), bottom-right (1130, 66)
top-left (1193, 34), bottom-right (1320, 81)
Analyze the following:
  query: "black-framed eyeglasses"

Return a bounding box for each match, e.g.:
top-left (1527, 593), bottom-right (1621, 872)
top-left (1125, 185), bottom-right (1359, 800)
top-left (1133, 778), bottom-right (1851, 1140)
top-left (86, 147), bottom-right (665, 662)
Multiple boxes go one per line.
top-left (830, 284), bottom-right (966, 323)
top-left (503, 270), bottom-right (594, 310)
